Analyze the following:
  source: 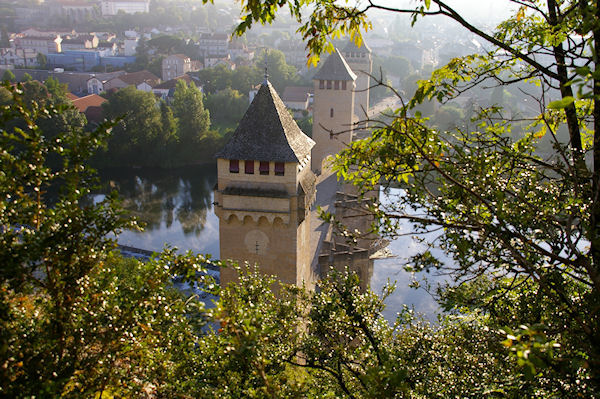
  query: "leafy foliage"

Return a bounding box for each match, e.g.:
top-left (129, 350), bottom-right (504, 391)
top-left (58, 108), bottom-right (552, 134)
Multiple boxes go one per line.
top-left (222, 0), bottom-right (600, 392)
top-left (0, 84), bottom-right (213, 396)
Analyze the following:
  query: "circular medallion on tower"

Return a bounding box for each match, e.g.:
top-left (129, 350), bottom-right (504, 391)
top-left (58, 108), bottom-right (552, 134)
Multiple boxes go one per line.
top-left (244, 229), bottom-right (269, 255)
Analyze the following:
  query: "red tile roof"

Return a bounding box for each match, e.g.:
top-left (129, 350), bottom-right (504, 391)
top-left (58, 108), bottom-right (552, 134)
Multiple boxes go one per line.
top-left (71, 94), bottom-right (106, 112)
top-left (116, 70), bottom-right (160, 87)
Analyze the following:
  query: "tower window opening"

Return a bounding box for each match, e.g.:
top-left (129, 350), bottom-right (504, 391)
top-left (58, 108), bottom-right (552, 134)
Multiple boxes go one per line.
top-left (245, 160), bottom-right (254, 174)
top-left (259, 161), bottom-right (269, 175)
top-left (274, 162), bottom-right (285, 176)
top-left (330, 108), bottom-right (334, 118)
top-left (327, 80), bottom-right (332, 89)
top-left (229, 159), bottom-right (239, 173)
top-left (342, 81), bottom-right (347, 90)
top-left (319, 79), bottom-right (324, 89)
top-left (334, 80), bottom-right (339, 90)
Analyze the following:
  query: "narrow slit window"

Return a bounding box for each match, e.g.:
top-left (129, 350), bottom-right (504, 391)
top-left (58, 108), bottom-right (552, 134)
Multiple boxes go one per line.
top-left (330, 108), bottom-right (334, 118)
top-left (259, 161), bottom-right (269, 175)
top-left (319, 79), bottom-right (324, 89)
top-left (245, 160), bottom-right (254, 174)
top-left (327, 80), bottom-right (332, 89)
top-left (274, 162), bottom-right (285, 176)
top-left (334, 80), bottom-right (339, 90)
top-left (229, 159), bottom-right (239, 173)
top-left (342, 81), bottom-right (347, 90)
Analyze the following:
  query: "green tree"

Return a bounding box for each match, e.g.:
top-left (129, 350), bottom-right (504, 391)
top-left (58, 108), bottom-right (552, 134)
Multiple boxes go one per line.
top-left (101, 86), bottom-right (163, 166)
top-left (431, 103), bottom-right (465, 131)
top-left (380, 55), bottom-right (413, 80)
top-left (253, 49), bottom-right (302, 92)
top-left (296, 114), bottom-right (313, 137)
top-left (0, 25), bottom-right (9, 48)
top-left (230, 0), bottom-right (600, 391)
top-left (133, 36), bottom-right (150, 70)
top-left (205, 87), bottom-right (248, 128)
top-left (44, 76), bottom-right (69, 104)
top-left (20, 79), bottom-right (49, 106)
top-left (2, 69), bottom-right (15, 83)
top-left (147, 35), bottom-right (186, 55)
top-left (36, 52), bottom-right (47, 69)
top-left (172, 80), bottom-right (210, 146)
top-left (0, 83), bottom-right (213, 396)
top-left (179, 267), bottom-right (573, 397)
top-left (158, 99), bottom-right (178, 164)
top-left (0, 86), bottom-right (10, 105)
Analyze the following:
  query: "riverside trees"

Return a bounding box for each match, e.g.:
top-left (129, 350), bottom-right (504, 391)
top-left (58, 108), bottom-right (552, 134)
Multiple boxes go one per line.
top-left (99, 81), bottom-right (221, 167)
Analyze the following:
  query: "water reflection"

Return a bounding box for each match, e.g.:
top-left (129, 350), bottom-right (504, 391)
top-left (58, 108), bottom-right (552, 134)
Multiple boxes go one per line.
top-left (94, 166), bottom-right (220, 256)
top-left (370, 189), bottom-right (447, 322)
top-left (93, 167), bottom-right (445, 321)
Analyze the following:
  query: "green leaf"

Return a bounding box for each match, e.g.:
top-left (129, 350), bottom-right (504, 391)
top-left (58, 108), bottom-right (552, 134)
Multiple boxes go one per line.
top-left (547, 96), bottom-right (575, 110)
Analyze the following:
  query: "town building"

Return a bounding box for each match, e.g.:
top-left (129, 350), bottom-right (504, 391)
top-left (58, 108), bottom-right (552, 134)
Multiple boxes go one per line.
top-left (44, 1), bottom-right (98, 23)
top-left (161, 54), bottom-right (193, 81)
top-left (152, 73), bottom-right (195, 101)
top-left (71, 93), bottom-right (107, 123)
top-left (197, 33), bottom-right (228, 58)
top-left (61, 34), bottom-right (99, 51)
top-left (0, 48), bottom-right (38, 68)
top-left (100, 0), bottom-right (150, 16)
top-left (123, 37), bottom-right (138, 56)
top-left (84, 71), bottom-right (125, 94)
top-left (280, 86), bottom-right (312, 118)
top-left (14, 35), bottom-right (62, 55)
top-left (103, 70), bottom-right (160, 92)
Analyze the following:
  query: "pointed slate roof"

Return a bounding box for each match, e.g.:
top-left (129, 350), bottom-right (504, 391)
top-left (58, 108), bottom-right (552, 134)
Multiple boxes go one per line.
top-left (313, 48), bottom-right (357, 81)
top-left (343, 39), bottom-right (371, 54)
top-left (215, 81), bottom-right (315, 163)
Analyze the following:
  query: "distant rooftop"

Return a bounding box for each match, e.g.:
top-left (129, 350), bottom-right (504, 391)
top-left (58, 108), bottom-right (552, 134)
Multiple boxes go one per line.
top-left (153, 74), bottom-right (193, 90)
top-left (281, 86), bottom-right (313, 103)
top-left (312, 48), bottom-right (357, 81)
top-left (342, 39), bottom-right (371, 54)
top-left (71, 94), bottom-right (106, 112)
top-left (115, 70), bottom-right (160, 86)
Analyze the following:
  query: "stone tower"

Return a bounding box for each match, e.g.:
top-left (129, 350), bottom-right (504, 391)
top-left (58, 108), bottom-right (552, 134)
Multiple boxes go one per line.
top-left (342, 40), bottom-right (373, 119)
top-left (214, 80), bottom-right (317, 289)
top-left (311, 48), bottom-right (357, 173)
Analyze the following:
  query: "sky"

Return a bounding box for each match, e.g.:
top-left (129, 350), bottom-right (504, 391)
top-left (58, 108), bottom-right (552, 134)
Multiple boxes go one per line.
top-left (367, 0), bottom-right (516, 23)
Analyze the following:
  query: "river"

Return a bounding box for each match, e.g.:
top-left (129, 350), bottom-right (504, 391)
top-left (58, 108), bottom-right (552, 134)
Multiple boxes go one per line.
top-left (95, 165), bottom-right (447, 322)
